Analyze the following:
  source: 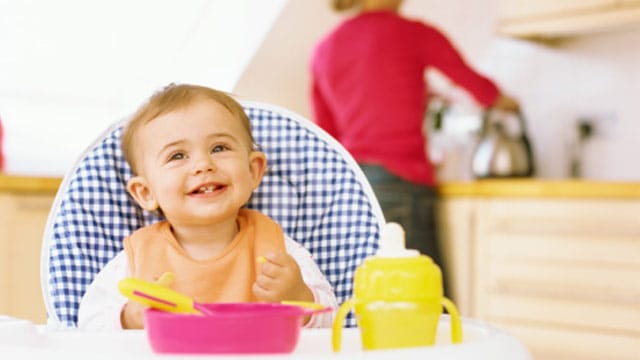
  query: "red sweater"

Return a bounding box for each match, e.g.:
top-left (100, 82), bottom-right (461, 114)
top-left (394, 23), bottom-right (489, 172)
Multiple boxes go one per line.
top-left (310, 11), bottom-right (500, 186)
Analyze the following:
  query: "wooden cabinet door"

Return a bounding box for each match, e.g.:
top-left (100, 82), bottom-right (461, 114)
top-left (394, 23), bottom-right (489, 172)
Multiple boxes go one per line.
top-left (473, 198), bottom-right (640, 360)
top-left (437, 198), bottom-right (476, 316)
top-left (0, 193), bottom-right (54, 324)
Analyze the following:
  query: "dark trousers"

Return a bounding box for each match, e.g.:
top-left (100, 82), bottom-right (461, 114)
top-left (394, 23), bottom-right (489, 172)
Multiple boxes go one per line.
top-left (360, 164), bottom-right (449, 295)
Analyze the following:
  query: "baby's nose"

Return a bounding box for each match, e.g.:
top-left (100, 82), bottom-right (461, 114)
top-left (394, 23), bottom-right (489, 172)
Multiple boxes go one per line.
top-left (193, 156), bottom-right (216, 174)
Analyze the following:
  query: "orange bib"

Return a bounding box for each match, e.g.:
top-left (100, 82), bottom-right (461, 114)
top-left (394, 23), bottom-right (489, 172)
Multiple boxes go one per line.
top-left (124, 209), bottom-right (285, 303)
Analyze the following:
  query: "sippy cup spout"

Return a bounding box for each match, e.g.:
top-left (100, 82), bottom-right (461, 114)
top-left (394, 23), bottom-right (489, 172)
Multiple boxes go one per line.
top-left (377, 222), bottom-right (420, 257)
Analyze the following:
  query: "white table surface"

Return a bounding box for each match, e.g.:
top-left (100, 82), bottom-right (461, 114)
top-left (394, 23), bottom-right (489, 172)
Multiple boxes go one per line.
top-left (0, 315), bottom-right (531, 359)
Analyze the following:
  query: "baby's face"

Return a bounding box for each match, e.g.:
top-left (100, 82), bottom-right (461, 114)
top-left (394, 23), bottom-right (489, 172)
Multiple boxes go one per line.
top-left (131, 99), bottom-right (265, 226)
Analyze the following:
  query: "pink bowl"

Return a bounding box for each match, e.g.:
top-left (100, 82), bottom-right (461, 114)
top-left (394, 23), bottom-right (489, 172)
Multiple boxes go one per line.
top-left (144, 303), bottom-right (307, 354)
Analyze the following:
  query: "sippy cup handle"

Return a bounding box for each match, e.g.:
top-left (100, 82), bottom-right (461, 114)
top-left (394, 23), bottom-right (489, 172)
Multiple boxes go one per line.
top-left (331, 298), bottom-right (354, 352)
top-left (441, 297), bottom-right (463, 344)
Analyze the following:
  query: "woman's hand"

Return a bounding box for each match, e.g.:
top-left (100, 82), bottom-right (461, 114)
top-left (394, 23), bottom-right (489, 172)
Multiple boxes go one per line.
top-left (491, 93), bottom-right (520, 113)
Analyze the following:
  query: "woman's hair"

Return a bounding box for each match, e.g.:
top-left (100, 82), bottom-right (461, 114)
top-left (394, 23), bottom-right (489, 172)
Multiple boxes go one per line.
top-left (331, 0), bottom-right (359, 12)
top-left (121, 83), bottom-right (254, 174)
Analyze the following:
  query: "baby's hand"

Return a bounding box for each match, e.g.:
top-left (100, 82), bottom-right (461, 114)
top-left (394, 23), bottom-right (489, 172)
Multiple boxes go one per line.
top-left (253, 251), bottom-right (313, 304)
top-left (120, 272), bottom-right (175, 329)
top-left (121, 300), bottom-right (146, 329)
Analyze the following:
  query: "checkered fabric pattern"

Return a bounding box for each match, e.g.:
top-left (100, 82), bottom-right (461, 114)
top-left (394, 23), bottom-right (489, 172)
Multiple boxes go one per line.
top-left (43, 101), bottom-right (383, 328)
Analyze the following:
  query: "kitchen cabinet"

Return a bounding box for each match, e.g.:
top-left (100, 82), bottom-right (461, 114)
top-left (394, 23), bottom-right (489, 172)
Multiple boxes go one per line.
top-left (497, 0), bottom-right (640, 39)
top-left (437, 197), bottom-right (475, 316)
top-left (438, 180), bottom-right (640, 360)
top-left (0, 175), bottom-right (60, 324)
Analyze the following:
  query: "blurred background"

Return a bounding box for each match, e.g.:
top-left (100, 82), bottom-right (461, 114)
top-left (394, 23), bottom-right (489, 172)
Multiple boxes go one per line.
top-left (2, 0), bottom-right (640, 179)
top-left (2, 3), bottom-right (640, 359)
top-left (0, 0), bottom-right (286, 174)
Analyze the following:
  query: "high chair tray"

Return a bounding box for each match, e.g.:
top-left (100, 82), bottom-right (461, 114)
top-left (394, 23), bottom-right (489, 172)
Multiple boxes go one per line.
top-left (0, 315), bottom-right (531, 359)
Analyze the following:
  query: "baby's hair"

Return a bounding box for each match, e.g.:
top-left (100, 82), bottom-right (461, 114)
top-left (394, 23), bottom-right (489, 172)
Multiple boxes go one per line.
top-left (121, 83), bottom-right (255, 174)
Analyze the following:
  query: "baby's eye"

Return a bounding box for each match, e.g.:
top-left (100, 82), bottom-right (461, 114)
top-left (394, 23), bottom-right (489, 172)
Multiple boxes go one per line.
top-left (169, 152), bottom-right (186, 161)
top-left (211, 144), bottom-right (228, 153)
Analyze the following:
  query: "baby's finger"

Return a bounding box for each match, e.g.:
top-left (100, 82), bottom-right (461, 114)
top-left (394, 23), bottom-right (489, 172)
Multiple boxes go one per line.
top-left (252, 281), bottom-right (277, 302)
top-left (258, 261), bottom-right (283, 279)
top-left (254, 272), bottom-right (278, 290)
top-left (154, 272), bottom-right (175, 287)
top-left (260, 251), bottom-right (290, 266)
top-left (252, 282), bottom-right (267, 300)
top-left (260, 264), bottom-right (282, 279)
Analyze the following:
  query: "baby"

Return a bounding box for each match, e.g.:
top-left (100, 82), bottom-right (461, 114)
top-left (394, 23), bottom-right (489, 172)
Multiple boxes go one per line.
top-left (77, 83), bottom-right (337, 329)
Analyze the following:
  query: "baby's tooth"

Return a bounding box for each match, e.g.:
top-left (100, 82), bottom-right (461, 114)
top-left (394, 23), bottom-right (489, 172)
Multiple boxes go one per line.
top-left (196, 185), bottom-right (216, 193)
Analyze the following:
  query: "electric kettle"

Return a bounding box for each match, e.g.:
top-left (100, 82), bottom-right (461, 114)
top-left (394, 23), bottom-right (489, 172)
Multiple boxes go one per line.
top-left (471, 110), bottom-right (534, 178)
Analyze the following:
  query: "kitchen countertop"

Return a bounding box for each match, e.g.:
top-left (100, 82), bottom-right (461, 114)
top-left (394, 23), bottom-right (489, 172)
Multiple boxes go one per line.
top-left (438, 179), bottom-right (640, 198)
top-left (0, 173), bottom-right (62, 194)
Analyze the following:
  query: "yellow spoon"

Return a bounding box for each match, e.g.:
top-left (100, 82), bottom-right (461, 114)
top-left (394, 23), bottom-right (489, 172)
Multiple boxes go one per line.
top-left (281, 301), bottom-right (329, 312)
top-left (119, 273), bottom-right (331, 316)
top-left (118, 275), bottom-right (213, 315)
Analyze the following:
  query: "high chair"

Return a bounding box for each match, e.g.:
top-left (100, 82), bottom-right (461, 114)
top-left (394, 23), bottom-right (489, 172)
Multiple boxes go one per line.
top-left (40, 100), bottom-right (384, 328)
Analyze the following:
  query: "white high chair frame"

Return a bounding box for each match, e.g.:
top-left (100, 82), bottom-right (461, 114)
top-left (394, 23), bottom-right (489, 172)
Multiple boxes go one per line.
top-left (40, 100), bottom-right (385, 328)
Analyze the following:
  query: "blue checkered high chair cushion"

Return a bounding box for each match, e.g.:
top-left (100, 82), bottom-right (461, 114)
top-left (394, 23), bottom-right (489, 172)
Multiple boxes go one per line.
top-left (41, 100), bottom-right (384, 328)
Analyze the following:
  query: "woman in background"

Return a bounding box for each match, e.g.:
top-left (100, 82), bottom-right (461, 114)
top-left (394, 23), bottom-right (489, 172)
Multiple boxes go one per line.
top-left (309, 0), bottom-right (519, 291)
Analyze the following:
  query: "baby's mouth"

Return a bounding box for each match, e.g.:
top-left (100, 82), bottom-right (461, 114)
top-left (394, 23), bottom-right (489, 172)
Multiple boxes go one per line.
top-left (191, 184), bottom-right (220, 194)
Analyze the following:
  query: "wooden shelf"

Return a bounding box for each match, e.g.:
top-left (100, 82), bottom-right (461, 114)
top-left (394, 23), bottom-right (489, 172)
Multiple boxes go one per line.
top-left (498, 0), bottom-right (640, 39)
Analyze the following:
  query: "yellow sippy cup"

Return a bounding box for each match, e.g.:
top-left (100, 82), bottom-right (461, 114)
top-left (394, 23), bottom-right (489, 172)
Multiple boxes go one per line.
top-left (332, 222), bottom-right (462, 351)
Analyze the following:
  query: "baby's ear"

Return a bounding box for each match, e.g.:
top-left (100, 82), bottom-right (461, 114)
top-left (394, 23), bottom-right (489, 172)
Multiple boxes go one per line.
top-left (249, 151), bottom-right (267, 189)
top-left (126, 176), bottom-right (159, 211)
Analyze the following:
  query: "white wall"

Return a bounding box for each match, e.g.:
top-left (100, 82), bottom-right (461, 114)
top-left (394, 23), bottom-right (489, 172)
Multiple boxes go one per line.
top-left (234, 0), bottom-right (342, 117)
top-left (234, 0), bottom-right (640, 180)
top-left (0, 0), bottom-right (286, 176)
